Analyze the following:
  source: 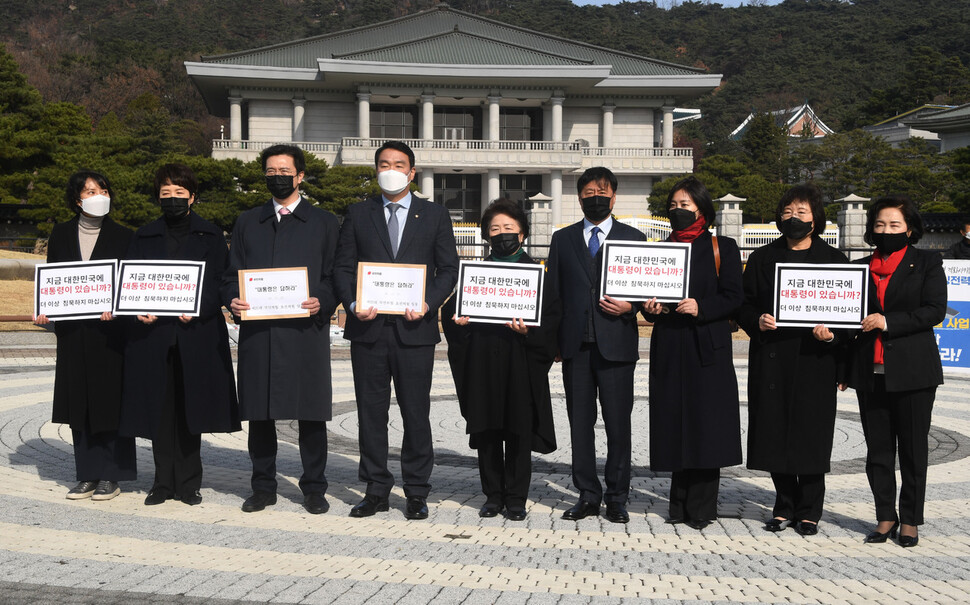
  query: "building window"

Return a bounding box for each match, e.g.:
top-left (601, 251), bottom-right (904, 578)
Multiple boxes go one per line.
top-left (500, 109), bottom-right (541, 141)
top-left (436, 174), bottom-right (482, 223)
top-left (370, 105), bottom-right (417, 139)
top-left (434, 108), bottom-right (482, 140)
top-left (500, 174), bottom-right (543, 208)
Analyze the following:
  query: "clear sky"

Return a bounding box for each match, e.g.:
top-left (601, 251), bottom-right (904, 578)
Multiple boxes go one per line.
top-left (573, 0), bottom-right (785, 7)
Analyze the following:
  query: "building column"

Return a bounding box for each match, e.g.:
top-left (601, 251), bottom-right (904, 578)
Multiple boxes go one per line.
top-left (229, 97), bottom-right (243, 142)
top-left (550, 169), bottom-right (563, 226)
top-left (421, 94), bottom-right (435, 140)
top-left (551, 95), bottom-right (564, 142)
top-left (488, 95), bottom-right (501, 143)
top-left (486, 169), bottom-right (500, 210)
top-left (420, 169), bottom-right (434, 203)
top-left (662, 105), bottom-right (674, 149)
top-left (292, 98), bottom-right (306, 142)
top-left (357, 92), bottom-right (371, 139)
top-left (601, 103), bottom-right (615, 148)
top-left (837, 195), bottom-right (871, 260)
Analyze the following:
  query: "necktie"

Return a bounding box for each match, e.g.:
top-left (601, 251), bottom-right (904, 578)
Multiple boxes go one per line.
top-left (279, 206), bottom-right (291, 220)
top-left (588, 226), bottom-right (601, 258)
top-left (387, 203), bottom-right (402, 257)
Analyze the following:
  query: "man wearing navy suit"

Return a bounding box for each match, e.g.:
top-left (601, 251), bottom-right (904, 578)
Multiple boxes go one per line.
top-left (335, 141), bottom-right (459, 519)
top-left (546, 167), bottom-right (645, 524)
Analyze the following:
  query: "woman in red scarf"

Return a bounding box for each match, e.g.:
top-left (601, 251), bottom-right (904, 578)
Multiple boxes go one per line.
top-left (842, 195), bottom-right (947, 548)
top-left (643, 176), bottom-right (744, 529)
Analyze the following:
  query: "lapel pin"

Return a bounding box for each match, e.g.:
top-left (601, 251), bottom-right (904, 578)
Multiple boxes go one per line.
top-left (414, 214), bottom-right (419, 218)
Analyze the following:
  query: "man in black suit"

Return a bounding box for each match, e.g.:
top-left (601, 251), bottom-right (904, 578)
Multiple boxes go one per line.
top-left (546, 167), bottom-right (645, 523)
top-left (334, 141), bottom-right (459, 519)
top-left (224, 144), bottom-right (339, 516)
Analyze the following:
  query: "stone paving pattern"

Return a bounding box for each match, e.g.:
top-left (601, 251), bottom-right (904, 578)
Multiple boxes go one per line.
top-left (2, 337), bottom-right (970, 604)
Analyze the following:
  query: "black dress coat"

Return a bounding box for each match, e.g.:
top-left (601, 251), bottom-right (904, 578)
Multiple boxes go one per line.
top-left (647, 232), bottom-right (744, 472)
top-left (48, 216), bottom-right (132, 433)
top-left (221, 199), bottom-right (339, 421)
top-left (737, 237), bottom-right (848, 474)
top-left (843, 246), bottom-right (947, 392)
top-left (441, 253), bottom-right (560, 454)
top-left (120, 212), bottom-right (240, 437)
top-left (334, 195), bottom-right (460, 346)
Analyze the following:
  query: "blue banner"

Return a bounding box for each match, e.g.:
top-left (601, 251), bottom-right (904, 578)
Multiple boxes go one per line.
top-left (937, 260), bottom-right (970, 371)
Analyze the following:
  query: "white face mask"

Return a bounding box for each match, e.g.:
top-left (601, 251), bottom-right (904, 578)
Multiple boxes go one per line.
top-left (377, 169), bottom-right (410, 195)
top-left (80, 194), bottom-right (111, 217)
top-left (964, 232), bottom-right (970, 241)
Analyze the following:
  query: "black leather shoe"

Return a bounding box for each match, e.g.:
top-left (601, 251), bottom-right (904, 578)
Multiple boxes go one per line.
top-left (764, 518), bottom-right (790, 532)
top-left (898, 534), bottom-right (919, 548)
top-left (66, 481), bottom-right (98, 500)
top-left (479, 503), bottom-right (503, 518)
top-left (303, 492), bottom-right (329, 515)
top-left (793, 520), bottom-right (818, 536)
top-left (241, 491), bottom-right (277, 513)
top-left (864, 521), bottom-right (899, 543)
top-left (562, 500), bottom-right (600, 520)
top-left (404, 496), bottom-right (429, 520)
top-left (180, 490), bottom-right (203, 506)
top-left (685, 519), bottom-right (712, 530)
top-left (350, 494), bottom-right (389, 518)
top-left (91, 480), bottom-right (120, 501)
top-left (144, 489), bottom-right (173, 506)
top-left (504, 506), bottom-right (527, 521)
top-left (665, 517), bottom-right (686, 525)
top-left (604, 502), bottom-right (630, 524)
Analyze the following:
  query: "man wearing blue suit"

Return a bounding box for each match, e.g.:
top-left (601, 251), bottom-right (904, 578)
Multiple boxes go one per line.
top-left (546, 167), bottom-right (645, 524)
top-left (335, 141), bottom-right (459, 520)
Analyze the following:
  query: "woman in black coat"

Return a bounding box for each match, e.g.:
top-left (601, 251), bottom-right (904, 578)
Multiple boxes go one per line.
top-left (442, 199), bottom-right (560, 521)
top-left (842, 194), bottom-right (947, 548)
top-left (36, 171), bottom-right (136, 501)
top-left (643, 176), bottom-right (744, 530)
top-left (120, 164), bottom-right (240, 506)
top-left (738, 184), bottom-right (848, 536)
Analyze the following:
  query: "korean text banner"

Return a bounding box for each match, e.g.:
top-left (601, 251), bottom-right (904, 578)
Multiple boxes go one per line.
top-left (454, 260), bottom-right (544, 325)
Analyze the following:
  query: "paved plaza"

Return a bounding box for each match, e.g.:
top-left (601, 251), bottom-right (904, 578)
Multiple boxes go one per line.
top-left (2, 332), bottom-right (970, 604)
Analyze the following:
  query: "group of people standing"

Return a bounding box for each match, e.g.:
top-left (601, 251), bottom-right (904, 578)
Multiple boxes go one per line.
top-left (41, 141), bottom-right (946, 548)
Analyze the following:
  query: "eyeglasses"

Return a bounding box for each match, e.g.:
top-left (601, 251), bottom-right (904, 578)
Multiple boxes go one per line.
top-left (780, 210), bottom-right (812, 219)
top-left (265, 169), bottom-right (295, 177)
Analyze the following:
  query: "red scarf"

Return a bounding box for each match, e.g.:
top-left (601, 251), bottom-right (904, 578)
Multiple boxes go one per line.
top-left (869, 246), bottom-right (907, 364)
top-left (669, 215), bottom-right (707, 243)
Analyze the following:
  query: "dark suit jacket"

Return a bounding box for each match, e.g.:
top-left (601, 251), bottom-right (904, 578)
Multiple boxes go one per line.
top-left (546, 218), bottom-right (646, 362)
top-left (844, 246), bottom-right (947, 392)
top-left (334, 195), bottom-right (459, 346)
top-left (48, 215), bottom-right (132, 433)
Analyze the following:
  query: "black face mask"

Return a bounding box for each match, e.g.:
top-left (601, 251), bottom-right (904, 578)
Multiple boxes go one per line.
top-left (779, 217), bottom-right (813, 240)
top-left (490, 232), bottom-right (521, 257)
top-left (872, 232), bottom-right (909, 255)
top-left (668, 207), bottom-right (698, 232)
top-left (159, 196), bottom-right (190, 219)
top-left (266, 175), bottom-right (297, 200)
top-left (580, 195), bottom-right (612, 223)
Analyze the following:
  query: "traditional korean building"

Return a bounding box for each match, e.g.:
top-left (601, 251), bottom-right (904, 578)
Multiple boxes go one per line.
top-left (903, 103), bottom-right (970, 153)
top-left (185, 4), bottom-right (720, 225)
top-left (730, 102), bottom-right (834, 141)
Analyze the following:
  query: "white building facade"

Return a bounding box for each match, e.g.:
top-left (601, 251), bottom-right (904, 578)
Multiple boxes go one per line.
top-left (186, 5), bottom-right (720, 226)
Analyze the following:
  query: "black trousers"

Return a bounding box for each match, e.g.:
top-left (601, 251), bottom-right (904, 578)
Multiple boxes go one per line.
top-left (770, 473), bottom-right (825, 522)
top-left (351, 323), bottom-right (434, 499)
top-left (857, 375), bottom-right (935, 526)
top-left (72, 428), bottom-right (136, 483)
top-left (151, 345), bottom-right (202, 497)
top-left (562, 343), bottom-right (635, 505)
top-left (477, 430), bottom-right (531, 508)
top-left (249, 419), bottom-right (328, 495)
top-left (669, 468), bottom-right (720, 521)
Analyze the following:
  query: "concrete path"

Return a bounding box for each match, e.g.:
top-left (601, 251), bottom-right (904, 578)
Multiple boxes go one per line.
top-left (2, 334), bottom-right (969, 604)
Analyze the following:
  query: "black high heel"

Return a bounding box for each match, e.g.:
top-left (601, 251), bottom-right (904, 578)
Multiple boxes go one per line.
top-left (864, 521), bottom-right (899, 543)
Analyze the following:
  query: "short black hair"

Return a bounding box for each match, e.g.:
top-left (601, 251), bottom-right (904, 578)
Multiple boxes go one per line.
top-left (375, 140), bottom-right (415, 169)
top-left (666, 176), bottom-right (715, 226)
top-left (154, 163), bottom-right (198, 200)
top-left (480, 198), bottom-right (530, 241)
top-left (577, 167), bottom-right (617, 195)
top-left (864, 194), bottom-right (924, 245)
top-left (65, 170), bottom-right (113, 214)
top-left (261, 144), bottom-right (306, 174)
top-left (776, 183), bottom-right (826, 239)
